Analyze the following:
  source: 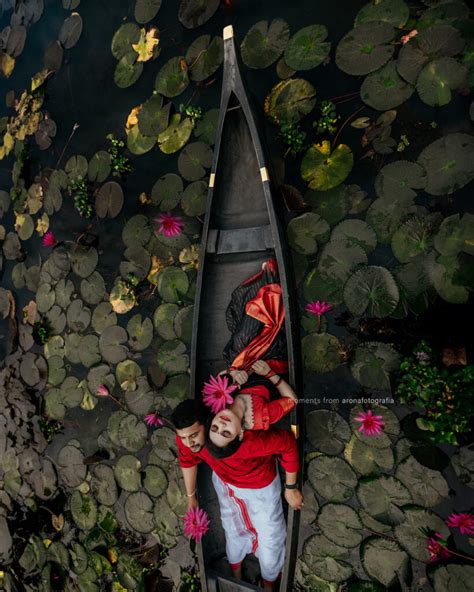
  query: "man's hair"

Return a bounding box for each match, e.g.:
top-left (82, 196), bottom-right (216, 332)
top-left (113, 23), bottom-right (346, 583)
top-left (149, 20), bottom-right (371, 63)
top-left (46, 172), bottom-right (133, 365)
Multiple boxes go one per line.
top-left (171, 399), bottom-right (207, 430)
top-left (204, 416), bottom-right (243, 458)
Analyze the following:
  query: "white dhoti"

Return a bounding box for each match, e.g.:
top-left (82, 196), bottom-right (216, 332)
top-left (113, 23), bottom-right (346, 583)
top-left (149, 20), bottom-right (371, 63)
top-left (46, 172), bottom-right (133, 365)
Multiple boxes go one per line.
top-left (211, 471), bottom-right (287, 582)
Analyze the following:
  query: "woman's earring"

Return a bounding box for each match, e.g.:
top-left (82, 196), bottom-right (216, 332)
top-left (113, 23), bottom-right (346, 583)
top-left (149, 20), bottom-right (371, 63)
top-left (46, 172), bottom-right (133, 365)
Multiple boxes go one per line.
top-left (239, 429), bottom-right (244, 440)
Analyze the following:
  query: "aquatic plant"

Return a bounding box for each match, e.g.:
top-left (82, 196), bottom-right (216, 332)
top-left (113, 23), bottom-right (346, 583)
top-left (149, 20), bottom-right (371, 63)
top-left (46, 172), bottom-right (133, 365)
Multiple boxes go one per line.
top-left (314, 100), bottom-right (339, 135)
top-left (68, 177), bottom-right (93, 218)
top-left (425, 532), bottom-right (450, 563)
top-left (106, 133), bottom-right (133, 176)
top-left (202, 374), bottom-right (237, 413)
top-left (179, 103), bottom-right (203, 121)
top-left (42, 230), bottom-right (56, 247)
top-left (183, 507), bottom-right (210, 542)
top-left (279, 122), bottom-right (306, 156)
top-left (446, 512), bottom-right (474, 535)
top-left (353, 408), bottom-right (385, 437)
top-left (155, 212), bottom-right (184, 237)
top-left (144, 412), bottom-right (165, 427)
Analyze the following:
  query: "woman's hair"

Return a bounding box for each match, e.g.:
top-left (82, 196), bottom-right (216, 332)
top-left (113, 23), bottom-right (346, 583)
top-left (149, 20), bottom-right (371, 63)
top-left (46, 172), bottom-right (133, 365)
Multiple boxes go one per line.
top-left (204, 415), bottom-right (243, 458)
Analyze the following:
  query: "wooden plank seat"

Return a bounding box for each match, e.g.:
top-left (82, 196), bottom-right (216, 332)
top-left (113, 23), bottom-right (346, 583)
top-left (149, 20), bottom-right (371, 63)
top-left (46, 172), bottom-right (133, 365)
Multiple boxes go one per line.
top-left (207, 225), bottom-right (274, 254)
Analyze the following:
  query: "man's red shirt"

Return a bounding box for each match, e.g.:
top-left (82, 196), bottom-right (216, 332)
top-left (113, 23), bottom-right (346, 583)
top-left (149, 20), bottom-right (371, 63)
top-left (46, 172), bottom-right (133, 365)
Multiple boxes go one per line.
top-left (176, 427), bottom-right (299, 489)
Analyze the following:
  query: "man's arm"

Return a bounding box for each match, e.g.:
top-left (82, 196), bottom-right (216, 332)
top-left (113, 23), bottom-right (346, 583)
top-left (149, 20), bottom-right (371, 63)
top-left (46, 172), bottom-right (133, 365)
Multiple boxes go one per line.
top-left (176, 435), bottom-right (202, 509)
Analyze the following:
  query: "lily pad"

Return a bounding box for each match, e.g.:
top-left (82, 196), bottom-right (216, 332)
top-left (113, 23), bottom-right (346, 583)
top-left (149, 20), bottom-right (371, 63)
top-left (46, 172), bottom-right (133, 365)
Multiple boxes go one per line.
top-left (331, 220), bottom-right (377, 254)
top-left (350, 342), bottom-right (400, 391)
top-left (45, 305), bottom-right (67, 335)
top-left (343, 266), bottom-right (399, 317)
top-left (241, 19), bottom-right (290, 69)
top-left (156, 339), bottom-right (189, 375)
top-left (434, 213), bottom-right (474, 256)
top-left (99, 325), bottom-right (128, 364)
top-left (157, 266), bottom-right (189, 302)
top-left (302, 332), bottom-right (342, 373)
top-left (70, 490), bottom-right (97, 530)
top-left (301, 141), bottom-right (354, 191)
top-left (95, 182), bottom-right (124, 218)
top-left (114, 455), bottom-right (142, 492)
top-left (109, 278), bottom-right (137, 314)
top-left (181, 180), bottom-right (208, 216)
top-left (361, 536), bottom-right (411, 588)
top-left (59, 12), bottom-right (83, 49)
top-left (365, 195), bottom-right (416, 244)
top-left (186, 34), bottom-right (223, 81)
top-left (375, 160), bottom-right (426, 201)
top-left (301, 534), bottom-right (353, 584)
top-left (355, 0), bottom-right (409, 28)
top-left (125, 491), bottom-right (155, 533)
top-left (285, 25), bottom-right (330, 71)
top-left (154, 303), bottom-right (179, 339)
top-left (158, 114), bottom-right (194, 154)
top-left (118, 414), bottom-right (147, 451)
top-left (80, 271), bottom-right (106, 305)
top-left (394, 506), bottom-right (449, 561)
top-left (135, 0), bottom-right (162, 24)
top-left (122, 214), bottom-right (151, 248)
top-left (138, 96), bottom-right (170, 136)
top-left (92, 302), bottom-right (117, 333)
top-left (162, 373), bottom-right (190, 407)
top-left (305, 185), bottom-right (352, 226)
top-left (116, 360), bottom-right (142, 391)
top-left (344, 435), bottom-right (394, 476)
top-left (193, 108), bottom-right (219, 145)
top-left (125, 376), bottom-right (155, 415)
top-left (66, 299), bottom-right (91, 332)
top-left (357, 476), bottom-right (411, 525)
top-left (417, 57), bottom-right (467, 107)
top-left (306, 410), bottom-right (351, 455)
top-left (57, 441), bottom-right (86, 488)
top-left (120, 246), bottom-right (151, 281)
top-left (91, 465), bottom-right (118, 506)
top-left (126, 314), bottom-right (153, 351)
top-left (336, 22), bottom-right (395, 76)
top-left (174, 305), bottom-right (193, 344)
top-left (178, 142), bottom-right (213, 181)
top-left (287, 212), bottom-right (330, 255)
top-left (417, 132), bottom-right (474, 195)
top-left (151, 173), bottom-right (183, 210)
top-left (155, 56), bottom-right (189, 98)
top-left (432, 564), bottom-right (474, 592)
top-left (178, 0), bottom-right (220, 29)
top-left (47, 355), bottom-right (66, 386)
top-left (264, 78), bottom-right (317, 125)
top-left (143, 464), bottom-right (168, 497)
top-left (308, 456), bottom-right (357, 502)
top-left (87, 364), bottom-right (115, 394)
top-left (111, 23), bottom-right (141, 60)
top-left (361, 60), bottom-right (414, 110)
top-left (70, 245), bottom-right (98, 278)
top-left (318, 503), bottom-right (363, 548)
top-left (395, 456), bottom-right (449, 508)
top-left (126, 123), bottom-right (156, 155)
top-left (392, 215), bottom-right (440, 263)
top-left (79, 334), bottom-right (101, 368)
top-left (88, 151), bottom-right (111, 183)
top-left (114, 53), bottom-right (143, 88)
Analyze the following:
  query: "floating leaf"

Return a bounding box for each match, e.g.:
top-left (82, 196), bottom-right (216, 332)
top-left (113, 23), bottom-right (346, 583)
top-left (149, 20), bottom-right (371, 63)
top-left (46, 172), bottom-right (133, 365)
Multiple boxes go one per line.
top-left (331, 220), bottom-right (377, 254)
top-left (137, 95), bottom-right (169, 136)
top-left (118, 414), bottom-right (147, 451)
top-left (65, 154), bottom-right (88, 181)
top-left (70, 245), bottom-right (98, 278)
top-left (58, 12), bottom-right (83, 49)
top-left (186, 34), bottom-right (223, 81)
top-left (308, 456), bottom-right (357, 502)
top-left (395, 456), bottom-right (449, 508)
top-left (306, 410), bottom-right (351, 455)
top-left (114, 455), bottom-right (141, 492)
top-left (158, 114), bottom-right (194, 154)
top-left (351, 342), bottom-right (400, 391)
top-left (143, 465), bottom-right (168, 497)
top-left (67, 299), bottom-right (91, 332)
top-left (99, 325), bottom-right (128, 364)
top-left (178, 0), bottom-right (220, 29)
top-left (122, 214), bottom-right (151, 248)
top-left (162, 373), bottom-right (189, 407)
top-left (301, 141), bottom-right (354, 191)
top-left (361, 536), bottom-right (411, 588)
top-left (344, 266), bottom-right (399, 318)
top-left (417, 132), bottom-right (474, 196)
top-left (114, 53), bottom-right (143, 88)
top-left (432, 564), bottom-right (474, 591)
top-left (344, 435), bottom-right (394, 476)
top-left (394, 506), bottom-right (449, 561)
top-left (91, 465), bottom-right (118, 506)
top-left (155, 56), bottom-right (189, 97)
top-left (264, 78), bottom-right (317, 124)
top-left (361, 60), bottom-right (414, 110)
top-left (157, 266), bottom-right (189, 302)
top-left (126, 123), bottom-right (156, 155)
top-left (132, 27), bottom-right (160, 62)
top-left (88, 151), bottom-right (112, 183)
top-left (116, 360), bottom-right (142, 391)
top-left (336, 23), bottom-right (395, 76)
top-left (125, 491), bottom-right (155, 533)
top-left (302, 332), bottom-right (341, 373)
top-left (154, 303), bottom-right (179, 339)
top-left (241, 19), bottom-right (289, 69)
top-left (174, 305), bottom-right (193, 344)
top-left (109, 278), bottom-right (137, 314)
top-left (391, 215), bottom-right (440, 263)
top-left (111, 23), bottom-right (141, 60)
top-left (305, 185), bottom-right (351, 226)
top-left (135, 0), bottom-right (162, 24)
top-left (79, 334), bottom-right (101, 368)
top-left (287, 212), bottom-right (330, 255)
top-left (318, 504), bottom-right (363, 548)
top-left (355, 0), bottom-right (409, 28)
top-left (181, 179), bottom-right (208, 216)
top-left (302, 534), bottom-right (353, 584)
top-left (285, 25), bottom-right (330, 71)
top-left (92, 302), bottom-right (117, 333)
top-left (151, 173), bottom-right (183, 210)
top-left (70, 491), bottom-right (97, 530)
top-left (193, 108), bottom-right (219, 145)
top-left (434, 213), bottom-right (474, 256)
top-left (80, 271), bottom-right (105, 305)
top-left (418, 2), bottom-right (469, 30)
top-left (127, 314), bottom-right (153, 351)
top-left (357, 476), bottom-right (411, 526)
top-left (178, 142), bottom-right (213, 181)
top-left (375, 160), bottom-right (426, 201)
top-left (156, 339), bottom-right (189, 375)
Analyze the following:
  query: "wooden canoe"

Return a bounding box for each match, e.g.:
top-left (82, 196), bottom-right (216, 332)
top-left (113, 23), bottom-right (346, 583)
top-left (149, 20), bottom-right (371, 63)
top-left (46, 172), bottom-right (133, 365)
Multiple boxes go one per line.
top-left (189, 25), bottom-right (303, 592)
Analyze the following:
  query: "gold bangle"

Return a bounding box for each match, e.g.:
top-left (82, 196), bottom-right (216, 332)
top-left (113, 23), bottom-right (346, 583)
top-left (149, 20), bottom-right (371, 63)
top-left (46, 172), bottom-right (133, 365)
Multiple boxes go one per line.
top-left (186, 489), bottom-right (197, 497)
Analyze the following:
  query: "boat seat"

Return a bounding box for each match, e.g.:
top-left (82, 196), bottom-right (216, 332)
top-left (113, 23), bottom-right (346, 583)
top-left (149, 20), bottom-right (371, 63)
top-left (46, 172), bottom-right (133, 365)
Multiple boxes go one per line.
top-left (207, 225), bottom-right (274, 254)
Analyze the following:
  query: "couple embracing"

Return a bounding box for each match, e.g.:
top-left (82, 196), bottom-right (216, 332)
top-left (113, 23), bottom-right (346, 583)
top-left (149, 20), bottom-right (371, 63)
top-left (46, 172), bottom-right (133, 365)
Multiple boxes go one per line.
top-left (171, 259), bottom-right (303, 592)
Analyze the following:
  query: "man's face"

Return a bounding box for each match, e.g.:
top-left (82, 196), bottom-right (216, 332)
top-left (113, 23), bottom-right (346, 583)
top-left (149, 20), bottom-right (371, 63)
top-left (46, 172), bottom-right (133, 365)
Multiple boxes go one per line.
top-left (176, 421), bottom-right (206, 453)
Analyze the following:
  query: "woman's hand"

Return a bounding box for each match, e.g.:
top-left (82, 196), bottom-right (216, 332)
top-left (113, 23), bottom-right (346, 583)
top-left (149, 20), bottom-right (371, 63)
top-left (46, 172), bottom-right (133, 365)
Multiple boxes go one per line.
top-left (251, 360), bottom-right (272, 376)
top-left (229, 369), bottom-right (248, 385)
top-left (187, 494), bottom-right (199, 510)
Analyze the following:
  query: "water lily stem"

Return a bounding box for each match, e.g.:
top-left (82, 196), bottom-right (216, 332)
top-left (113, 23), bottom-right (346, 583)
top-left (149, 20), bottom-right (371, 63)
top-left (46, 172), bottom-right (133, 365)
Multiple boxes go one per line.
top-left (328, 91), bottom-right (360, 102)
top-left (332, 106), bottom-right (365, 149)
top-left (445, 548), bottom-right (474, 562)
top-left (55, 122), bottom-right (80, 169)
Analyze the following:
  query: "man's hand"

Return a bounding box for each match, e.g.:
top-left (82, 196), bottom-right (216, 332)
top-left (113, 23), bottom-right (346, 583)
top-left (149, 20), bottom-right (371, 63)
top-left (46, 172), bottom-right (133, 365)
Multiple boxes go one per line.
top-left (284, 488), bottom-right (304, 511)
top-left (251, 360), bottom-right (271, 376)
top-left (229, 369), bottom-right (248, 385)
top-left (187, 494), bottom-right (199, 510)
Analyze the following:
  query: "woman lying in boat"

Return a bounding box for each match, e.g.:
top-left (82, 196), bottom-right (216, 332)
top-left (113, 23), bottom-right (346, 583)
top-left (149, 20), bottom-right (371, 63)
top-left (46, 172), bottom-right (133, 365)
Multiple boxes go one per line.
top-left (204, 359), bottom-right (297, 454)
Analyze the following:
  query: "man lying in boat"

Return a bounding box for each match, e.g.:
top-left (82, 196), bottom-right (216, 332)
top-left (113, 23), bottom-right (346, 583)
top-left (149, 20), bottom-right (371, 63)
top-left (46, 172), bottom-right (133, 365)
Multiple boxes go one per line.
top-left (171, 399), bottom-right (303, 591)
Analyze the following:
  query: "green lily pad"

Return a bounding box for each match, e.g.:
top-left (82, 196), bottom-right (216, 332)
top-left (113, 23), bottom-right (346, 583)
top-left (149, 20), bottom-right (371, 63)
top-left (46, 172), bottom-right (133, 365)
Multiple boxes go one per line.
top-left (143, 464), bottom-right (168, 497)
top-left (126, 123), bottom-right (156, 155)
top-left (92, 302), bottom-right (117, 333)
top-left (344, 435), bottom-right (394, 476)
top-left (158, 114), bottom-right (194, 154)
top-left (350, 342), bottom-right (400, 391)
top-left (357, 476), bottom-right (411, 526)
top-left (181, 180), bottom-right (208, 216)
top-left (276, 56), bottom-right (296, 80)
top-left (361, 60), bottom-right (414, 110)
top-left (417, 57), bottom-right (467, 107)
top-left (116, 360), bottom-right (142, 392)
top-left (434, 213), bottom-right (474, 256)
top-left (125, 491), bottom-right (155, 533)
top-left (241, 19), bottom-right (290, 69)
top-left (64, 333), bottom-right (82, 363)
top-left (162, 373), bottom-right (190, 407)
top-left (155, 56), bottom-right (189, 98)
top-left (112, 23), bottom-right (141, 60)
top-left (185, 34), bottom-right (223, 81)
top-left (318, 503), bottom-right (363, 548)
top-left (70, 245), bottom-right (98, 278)
top-left (432, 564), bottom-right (474, 592)
top-left (302, 332), bottom-right (342, 373)
top-left (287, 212), bottom-right (330, 255)
top-left (47, 355), bottom-right (66, 386)
top-left (36, 283), bottom-right (55, 313)
top-left (59, 12), bottom-right (83, 49)
top-left (153, 496), bottom-right (180, 546)
top-left (331, 220), bottom-right (377, 254)
top-left (264, 78), bottom-right (317, 125)
top-left (305, 185), bottom-right (352, 226)
top-left (44, 335), bottom-right (65, 359)
top-left (87, 364), bottom-right (115, 394)
top-left (365, 195), bottom-right (416, 244)
top-left (178, 142), bottom-right (213, 181)
top-left (99, 325), bottom-right (128, 364)
top-left (135, 0), bottom-right (162, 24)
top-left (125, 376), bottom-right (154, 415)
top-left (360, 536), bottom-right (411, 588)
top-left (16, 213), bottom-right (34, 240)
top-left (391, 215), bottom-right (440, 263)
top-left (174, 305), bottom-right (193, 344)
top-left (306, 410), bottom-right (351, 455)
top-left (178, 0), bottom-right (220, 29)
top-left (154, 303), bottom-right (179, 339)
top-left (285, 25), bottom-right (330, 71)
top-left (114, 53), bottom-right (143, 88)
top-left (418, 1), bottom-right (469, 30)
top-left (375, 160), bottom-right (426, 201)
top-left (126, 314), bottom-right (153, 351)
top-left (114, 454), bottom-right (142, 492)
top-left (151, 173), bottom-right (183, 210)
top-left (91, 465), bottom-right (118, 506)
top-left (79, 334), bottom-right (101, 368)
top-left (301, 141), bottom-right (354, 191)
top-left (417, 132), bottom-right (474, 196)
top-left (66, 299), bottom-right (91, 332)
top-left (344, 266), bottom-right (399, 317)
top-left (12, 262), bottom-right (40, 292)
top-left (308, 456), bottom-right (357, 502)
top-left (45, 305), bottom-right (67, 335)
top-left (122, 214), bottom-right (151, 248)
top-left (193, 108), bottom-right (219, 145)
top-left (395, 455), bottom-right (449, 508)
top-left (430, 253), bottom-right (470, 304)
top-left (118, 414), bottom-right (147, 451)
top-left (157, 266), bottom-right (189, 302)
top-left (80, 271), bottom-right (106, 305)
top-left (95, 181), bottom-right (124, 218)
top-left (120, 246), bottom-right (151, 281)
top-left (301, 534), bottom-right (353, 584)
top-left (156, 339), bottom-right (189, 375)
top-left (336, 22), bottom-right (395, 76)
top-left (88, 151), bottom-right (111, 183)
top-left (355, 0), bottom-right (409, 28)
top-left (394, 506), bottom-right (449, 561)
top-left (137, 98), bottom-right (169, 139)
top-left (65, 154), bottom-right (88, 181)
top-left (70, 490), bottom-right (97, 530)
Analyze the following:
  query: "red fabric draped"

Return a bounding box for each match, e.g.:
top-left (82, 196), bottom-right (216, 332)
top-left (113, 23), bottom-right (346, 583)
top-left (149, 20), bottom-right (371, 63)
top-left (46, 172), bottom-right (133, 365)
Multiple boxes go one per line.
top-left (229, 283), bottom-right (286, 373)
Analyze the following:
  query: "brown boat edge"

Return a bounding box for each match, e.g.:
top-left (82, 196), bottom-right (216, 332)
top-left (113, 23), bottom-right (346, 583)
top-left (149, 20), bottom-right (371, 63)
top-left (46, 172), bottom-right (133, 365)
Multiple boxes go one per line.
top-left (188, 25), bottom-right (304, 592)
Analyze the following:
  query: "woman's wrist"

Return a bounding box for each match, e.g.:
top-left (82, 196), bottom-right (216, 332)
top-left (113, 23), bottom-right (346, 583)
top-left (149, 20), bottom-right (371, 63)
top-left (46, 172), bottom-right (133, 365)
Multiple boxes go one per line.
top-left (186, 488), bottom-right (197, 497)
top-left (270, 374), bottom-right (282, 387)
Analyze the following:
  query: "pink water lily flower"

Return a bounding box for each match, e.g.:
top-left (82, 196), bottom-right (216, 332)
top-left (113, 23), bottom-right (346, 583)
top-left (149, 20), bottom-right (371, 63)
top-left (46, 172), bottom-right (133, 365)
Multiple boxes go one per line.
top-left (426, 532), bottom-right (450, 563)
top-left (156, 212), bottom-right (184, 237)
top-left (202, 374), bottom-right (238, 414)
top-left (42, 231), bottom-right (56, 247)
top-left (306, 300), bottom-right (332, 316)
top-left (144, 412), bottom-right (164, 428)
top-left (183, 507), bottom-right (210, 542)
top-left (446, 512), bottom-right (474, 535)
top-left (401, 29), bottom-right (418, 45)
top-left (96, 384), bottom-right (110, 397)
top-left (354, 408), bottom-right (385, 437)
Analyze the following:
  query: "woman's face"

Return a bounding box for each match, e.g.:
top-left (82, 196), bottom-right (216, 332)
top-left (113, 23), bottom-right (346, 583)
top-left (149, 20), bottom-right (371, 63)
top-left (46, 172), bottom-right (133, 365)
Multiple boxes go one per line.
top-left (209, 409), bottom-right (242, 447)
